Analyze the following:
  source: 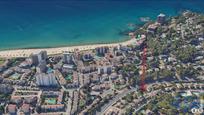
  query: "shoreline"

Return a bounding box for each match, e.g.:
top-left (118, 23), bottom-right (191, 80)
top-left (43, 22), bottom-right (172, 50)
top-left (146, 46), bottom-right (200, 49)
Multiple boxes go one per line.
top-left (0, 38), bottom-right (139, 58)
top-left (0, 37), bottom-right (130, 51)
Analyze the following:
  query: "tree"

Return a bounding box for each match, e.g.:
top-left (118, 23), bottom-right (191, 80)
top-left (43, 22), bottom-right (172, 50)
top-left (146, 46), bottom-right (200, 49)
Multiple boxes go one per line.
top-left (176, 65), bottom-right (198, 78)
top-left (125, 93), bottom-right (133, 103)
top-left (0, 106), bottom-right (4, 114)
top-left (152, 71), bottom-right (159, 80)
top-left (125, 107), bottom-right (133, 115)
top-left (129, 76), bottom-right (138, 87)
top-left (145, 103), bottom-right (153, 110)
top-left (174, 45), bottom-right (196, 63)
top-left (159, 69), bottom-right (174, 79)
top-left (147, 38), bottom-right (168, 56)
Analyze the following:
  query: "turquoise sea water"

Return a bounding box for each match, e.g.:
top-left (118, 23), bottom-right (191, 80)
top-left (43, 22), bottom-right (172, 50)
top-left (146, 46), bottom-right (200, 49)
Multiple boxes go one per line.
top-left (0, 0), bottom-right (204, 50)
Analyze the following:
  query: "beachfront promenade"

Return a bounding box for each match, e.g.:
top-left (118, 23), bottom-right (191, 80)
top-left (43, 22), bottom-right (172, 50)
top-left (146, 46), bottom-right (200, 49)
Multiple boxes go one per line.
top-left (0, 38), bottom-right (139, 58)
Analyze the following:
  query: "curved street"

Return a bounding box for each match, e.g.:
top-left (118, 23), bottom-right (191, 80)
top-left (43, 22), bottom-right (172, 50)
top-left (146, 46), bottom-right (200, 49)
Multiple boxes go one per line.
top-left (96, 88), bottom-right (137, 115)
top-left (97, 82), bottom-right (204, 115)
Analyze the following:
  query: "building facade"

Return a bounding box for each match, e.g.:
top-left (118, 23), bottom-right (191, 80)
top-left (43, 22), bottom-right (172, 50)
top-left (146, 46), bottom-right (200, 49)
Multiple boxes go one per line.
top-left (36, 73), bottom-right (58, 87)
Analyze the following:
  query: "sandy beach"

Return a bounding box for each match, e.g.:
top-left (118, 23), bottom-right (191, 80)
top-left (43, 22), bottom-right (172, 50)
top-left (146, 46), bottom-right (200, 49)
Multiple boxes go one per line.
top-left (0, 38), bottom-right (140, 58)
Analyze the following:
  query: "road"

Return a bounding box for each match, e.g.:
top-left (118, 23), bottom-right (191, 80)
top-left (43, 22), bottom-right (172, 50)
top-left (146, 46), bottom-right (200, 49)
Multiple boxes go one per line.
top-left (97, 82), bottom-right (204, 115)
top-left (62, 86), bottom-right (77, 115)
top-left (133, 89), bottom-right (204, 113)
top-left (97, 88), bottom-right (137, 115)
top-left (134, 100), bottom-right (152, 113)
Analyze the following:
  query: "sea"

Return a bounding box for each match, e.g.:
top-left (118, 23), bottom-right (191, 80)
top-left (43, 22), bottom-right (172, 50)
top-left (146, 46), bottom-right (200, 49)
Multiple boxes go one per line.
top-left (0, 0), bottom-right (204, 50)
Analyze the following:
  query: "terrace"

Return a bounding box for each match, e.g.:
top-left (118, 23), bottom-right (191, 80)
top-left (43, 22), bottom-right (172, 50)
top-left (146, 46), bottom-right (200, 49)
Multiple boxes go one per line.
top-left (12, 89), bottom-right (41, 98)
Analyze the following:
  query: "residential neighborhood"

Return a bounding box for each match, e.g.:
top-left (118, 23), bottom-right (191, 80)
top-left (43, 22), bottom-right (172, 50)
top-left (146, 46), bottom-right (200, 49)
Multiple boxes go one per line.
top-left (0, 11), bottom-right (203, 115)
